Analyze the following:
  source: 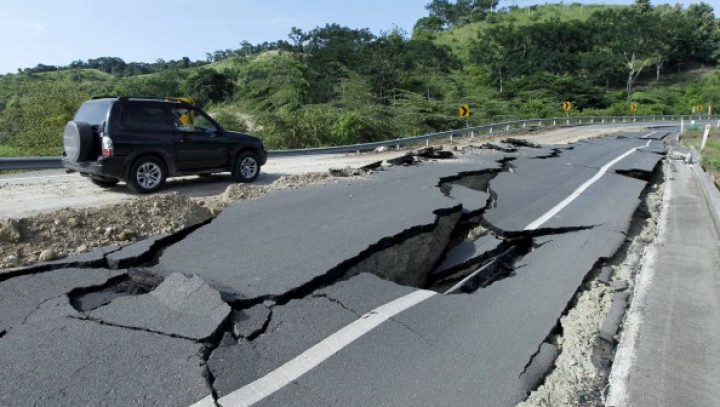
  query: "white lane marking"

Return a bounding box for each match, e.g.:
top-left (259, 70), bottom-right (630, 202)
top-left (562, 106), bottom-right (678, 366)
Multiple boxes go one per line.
top-left (524, 139), bottom-right (652, 231)
top-left (189, 395), bottom-right (217, 407)
top-left (217, 290), bottom-right (436, 407)
top-left (208, 136), bottom-right (654, 407)
top-left (444, 261), bottom-right (496, 295)
top-left (641, 131), bottom-right (658, 139)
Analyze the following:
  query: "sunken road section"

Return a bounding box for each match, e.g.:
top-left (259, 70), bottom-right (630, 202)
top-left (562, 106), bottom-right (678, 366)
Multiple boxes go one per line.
top-left (0, 131), bottom-right (667, 407)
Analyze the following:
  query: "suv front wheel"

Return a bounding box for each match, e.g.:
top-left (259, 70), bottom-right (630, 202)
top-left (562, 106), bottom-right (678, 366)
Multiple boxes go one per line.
top-left (232, 152), bottom-right (261, 183)
top-left (127, 156), bottom-right (167, 194)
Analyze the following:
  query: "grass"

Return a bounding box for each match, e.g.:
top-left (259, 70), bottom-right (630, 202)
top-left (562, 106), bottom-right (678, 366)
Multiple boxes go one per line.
top-left (681, 129), bottom-right (720, 177)
top-left (0, 144), bottom-right (23, 157)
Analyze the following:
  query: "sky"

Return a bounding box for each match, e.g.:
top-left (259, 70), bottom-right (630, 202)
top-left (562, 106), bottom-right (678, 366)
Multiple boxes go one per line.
top-left (0, 0), bottom-right (713, 75)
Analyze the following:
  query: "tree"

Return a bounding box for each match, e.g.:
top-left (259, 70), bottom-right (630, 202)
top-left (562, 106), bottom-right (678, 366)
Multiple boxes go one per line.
top-left (184, 69), bottom-right (235, 105)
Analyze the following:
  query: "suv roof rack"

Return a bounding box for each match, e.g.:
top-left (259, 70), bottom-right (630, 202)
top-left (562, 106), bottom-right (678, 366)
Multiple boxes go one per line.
top-left (89, 95), bottom-right (195, 106)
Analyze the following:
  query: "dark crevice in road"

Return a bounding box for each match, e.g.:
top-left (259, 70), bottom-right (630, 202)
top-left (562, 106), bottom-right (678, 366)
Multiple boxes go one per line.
top-left (225, 205), bottom-right (465, 309)
top-left (528, 148), bottom-right (567, 160)
top-left (480, 221), bottom-right (597, 240)
top-left (70, 315), bottom-right (201, 342)
top-left (433, 241), bottom-right (531, 294)
top-left (68, 269), bottom-right (162, 312)
top-left (614, 169), bottom-right (653, 181)
top-left (200, 345), bottom-right (221, 406)
top-left (613, 160), bottom-right (663, 182)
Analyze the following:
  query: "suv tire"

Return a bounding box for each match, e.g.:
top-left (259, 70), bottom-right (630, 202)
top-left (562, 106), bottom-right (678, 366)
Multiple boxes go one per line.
top-left (127, 156), bottom-right (167, 194)
top-left (63, 121), bottom-right (94, 162)
top-left (232, 152), bottom-right (260, 183)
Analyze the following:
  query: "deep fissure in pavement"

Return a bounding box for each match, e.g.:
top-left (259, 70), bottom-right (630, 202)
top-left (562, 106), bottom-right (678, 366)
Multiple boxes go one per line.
top-left (68, 269), bottom-right (162, 312)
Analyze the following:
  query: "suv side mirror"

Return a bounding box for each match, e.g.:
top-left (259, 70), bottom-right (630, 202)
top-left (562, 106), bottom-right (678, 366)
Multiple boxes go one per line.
top-left (99, 120), bottom-right (107, 135)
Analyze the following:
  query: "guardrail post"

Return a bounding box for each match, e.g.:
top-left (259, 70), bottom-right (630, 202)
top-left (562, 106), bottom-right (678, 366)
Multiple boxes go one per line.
top-left (506, 124), bottom-right (510, 131)
top-left (602, 118), bottom-right (605, 123)
top-left (489, 127), bottom-right (493, 134)
top-left (450, 134), bottom-right (453, 144)
top-left (396, 144), bottom-right (400, 150)
top-left (553, 120), bottom-right (556, 125)
top-left (567, 119), bottom-right (570, 124)
top-left (522, 123), bottom-right (526, 128)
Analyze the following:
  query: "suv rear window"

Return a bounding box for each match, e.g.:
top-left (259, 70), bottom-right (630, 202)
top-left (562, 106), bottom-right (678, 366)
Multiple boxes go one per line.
top-left (74, 101), bottom-right (112, 126)
top-left (121, 103), bottom-right (173, 132)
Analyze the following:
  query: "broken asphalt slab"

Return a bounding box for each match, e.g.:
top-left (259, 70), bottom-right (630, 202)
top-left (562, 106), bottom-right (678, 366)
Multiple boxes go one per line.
top-left (238, 228), bottom-right (627, 407)
top-left (209, 273), bottom-right (414, 399)
top-left (0, 267), bottom-right (125, 334)
top-left (0, 295), bottom-right (211, 407)
top-left (153, 157), bottom-right (503, 301)
top-left (89, 273), bottom-right (231, 341)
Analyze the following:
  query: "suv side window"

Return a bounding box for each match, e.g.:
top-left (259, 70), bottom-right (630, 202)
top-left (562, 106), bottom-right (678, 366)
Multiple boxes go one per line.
top-left (172, 107), bottom-right (218, 134)
top-left (122, 103), bottom-right (173, 132)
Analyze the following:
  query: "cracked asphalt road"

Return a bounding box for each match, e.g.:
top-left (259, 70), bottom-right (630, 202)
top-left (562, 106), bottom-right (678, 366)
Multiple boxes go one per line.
top-left (0, 130), bottom-right (669, 407)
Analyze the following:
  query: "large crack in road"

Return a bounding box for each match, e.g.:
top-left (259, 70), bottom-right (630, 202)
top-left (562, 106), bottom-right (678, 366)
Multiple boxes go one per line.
top-left (0, 130), bottom-right (670, 407)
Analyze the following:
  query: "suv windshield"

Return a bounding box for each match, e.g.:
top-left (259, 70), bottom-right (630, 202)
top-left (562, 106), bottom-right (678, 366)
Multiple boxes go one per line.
top-left (73, 100), bottom-right (112, 126)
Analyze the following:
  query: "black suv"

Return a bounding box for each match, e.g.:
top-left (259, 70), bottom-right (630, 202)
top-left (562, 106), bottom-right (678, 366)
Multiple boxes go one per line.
top-left (62, 96), bottom-right (267, 193)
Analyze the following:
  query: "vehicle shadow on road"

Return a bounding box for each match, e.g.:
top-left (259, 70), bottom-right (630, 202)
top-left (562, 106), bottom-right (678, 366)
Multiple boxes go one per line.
top-left (154, 172), bottom-right (285, 197)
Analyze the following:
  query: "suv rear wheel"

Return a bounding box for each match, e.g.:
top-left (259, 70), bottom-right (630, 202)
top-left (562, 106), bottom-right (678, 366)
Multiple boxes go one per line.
top-left (127, 157), bottom-right (167, 194)
top-left (232, 152), bottom-right (260, 183)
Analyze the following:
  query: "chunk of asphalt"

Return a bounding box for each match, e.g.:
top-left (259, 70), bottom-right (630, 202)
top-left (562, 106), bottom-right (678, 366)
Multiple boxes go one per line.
top-left (483, 142), bottom-right (517, 153)
top-left (0, 268), bottom-right (126, 334)
top-left (105, 235), bottom-right (168, 270)
top-left (385, 154), bottom-right (415, 166)
top-left (599, 291), bottom-right (630, 344)
top-left (434, 235), bottom-right (505, 278)
top-left (231, 304), bottom-right (271, 339)
top-left (90, 273), bottom-right (231, 341)
top-left (613, 280), bottom-right (629, 292)
top-left (0, 245), bottom-right (123, 281)
top-left (0, 302), bottom-right (210, 407)
top-left (597, 266), bottom-right (613, 285)
top-left (447, 184), bottom-right (490, 215)
top-left (209, 296), bottom-right (359, 398)
top-left (520, 343), bottom-right (559, 392)
top-left (503, 138), bottom-right (542, 149)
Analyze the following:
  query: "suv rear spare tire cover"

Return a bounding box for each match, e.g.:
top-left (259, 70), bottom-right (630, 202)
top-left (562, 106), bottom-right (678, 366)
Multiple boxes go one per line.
top-left (63, 121), bottom-right (93, 162)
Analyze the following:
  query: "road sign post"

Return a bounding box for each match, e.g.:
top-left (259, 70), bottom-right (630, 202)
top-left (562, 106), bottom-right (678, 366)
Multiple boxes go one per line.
top-left (458, 104), bottom-right (470, 143)
top-left (701, 124), bottom-right (712, 151)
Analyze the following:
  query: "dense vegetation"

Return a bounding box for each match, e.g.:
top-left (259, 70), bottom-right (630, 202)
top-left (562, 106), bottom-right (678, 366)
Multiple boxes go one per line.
top-left (1, 0), bottom-right (719, 156)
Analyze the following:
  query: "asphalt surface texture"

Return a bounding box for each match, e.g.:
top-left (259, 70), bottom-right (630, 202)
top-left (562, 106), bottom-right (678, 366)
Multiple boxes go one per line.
top-left (0, 130), bottom-right (672, 407)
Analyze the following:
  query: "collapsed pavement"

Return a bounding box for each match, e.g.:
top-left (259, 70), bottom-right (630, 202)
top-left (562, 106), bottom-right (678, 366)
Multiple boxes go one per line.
top-left (0, 132), bottom-right (668, 407)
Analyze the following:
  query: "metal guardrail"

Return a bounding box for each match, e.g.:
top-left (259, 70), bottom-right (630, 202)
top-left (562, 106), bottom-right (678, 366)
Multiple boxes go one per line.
top-left (1, 114), bottom-right (715, 171)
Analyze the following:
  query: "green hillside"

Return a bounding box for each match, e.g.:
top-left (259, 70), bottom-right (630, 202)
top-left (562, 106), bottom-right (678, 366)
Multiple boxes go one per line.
top-left (1, 1), bottom-right (718, 156)
top-left (435, 3), bottom-right (629, 59)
